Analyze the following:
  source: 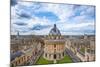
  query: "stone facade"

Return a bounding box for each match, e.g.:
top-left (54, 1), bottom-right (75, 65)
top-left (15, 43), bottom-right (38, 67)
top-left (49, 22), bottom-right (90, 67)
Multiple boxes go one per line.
top-left (65, 35), bottom-right (95, 62)
top-left (43, 24), bottom-right (65, 61)
top-left (10, 35), bottom-right (44, 67)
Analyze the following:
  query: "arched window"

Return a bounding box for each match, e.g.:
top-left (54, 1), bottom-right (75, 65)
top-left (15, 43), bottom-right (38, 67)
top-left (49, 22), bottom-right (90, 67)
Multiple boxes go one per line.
top-left (49, 54), bottom-right (51, 58)
top-left (54, 54), bottom-right (56, 59)
top-left (45, 53), bottom-right (47, 57)
top-left (63, 52), bottom-right (64, 56)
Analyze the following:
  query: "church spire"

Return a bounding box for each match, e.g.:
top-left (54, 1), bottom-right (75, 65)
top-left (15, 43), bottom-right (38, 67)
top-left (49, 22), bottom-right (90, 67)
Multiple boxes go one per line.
top-left (17, 31), bottom-right (19, 38)
top-left (17, 31), bottom-right (19, 36)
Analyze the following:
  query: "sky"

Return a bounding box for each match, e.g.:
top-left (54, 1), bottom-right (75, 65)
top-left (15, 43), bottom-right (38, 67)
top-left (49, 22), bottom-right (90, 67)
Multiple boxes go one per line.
top-left (11, 0), bottom-right (95, 35)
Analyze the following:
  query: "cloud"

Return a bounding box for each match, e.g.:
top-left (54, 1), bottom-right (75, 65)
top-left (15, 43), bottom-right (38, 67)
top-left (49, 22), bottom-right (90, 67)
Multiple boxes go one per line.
top-left (34, 11), bottom-right (59, 22)
top-left (29, 24), bottom-right (51, 30)
top-left (17, 13), bottom-right (31, 19)
top-left (14, 22), bottom-right (27, 26)
top-left (11, 2), bottom-right (95, 35)
top-left (34, 3), bottom-right (74, 22)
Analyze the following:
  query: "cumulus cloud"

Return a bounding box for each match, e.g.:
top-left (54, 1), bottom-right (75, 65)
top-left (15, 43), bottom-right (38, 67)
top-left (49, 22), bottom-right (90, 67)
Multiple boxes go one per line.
top-left (11, 1), bottom-right (95, 35)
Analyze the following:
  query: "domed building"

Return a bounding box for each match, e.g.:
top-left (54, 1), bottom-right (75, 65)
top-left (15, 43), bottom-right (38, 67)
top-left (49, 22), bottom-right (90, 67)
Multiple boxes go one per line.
top-left (43, 24), bottom-right (65, 62)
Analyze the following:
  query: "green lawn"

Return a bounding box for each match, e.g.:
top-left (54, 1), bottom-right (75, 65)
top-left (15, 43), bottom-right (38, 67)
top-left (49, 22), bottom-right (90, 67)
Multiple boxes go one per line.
top-left (36, 57), bottom-right (53, 65)
top-left (36, 55), bottom-right (73, 65)
top-left (57, 55), bottom-right (73, 63)
top-left (80, 48), bottom-right (85, 53)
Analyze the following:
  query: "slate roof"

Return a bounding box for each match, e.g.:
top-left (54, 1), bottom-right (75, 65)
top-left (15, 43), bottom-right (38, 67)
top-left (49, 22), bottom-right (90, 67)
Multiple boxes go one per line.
top-left (11, 51), bottom-right (24, 61)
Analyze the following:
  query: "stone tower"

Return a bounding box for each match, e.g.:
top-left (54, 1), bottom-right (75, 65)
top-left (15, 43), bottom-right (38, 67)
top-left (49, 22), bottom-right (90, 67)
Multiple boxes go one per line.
top-left (43, 24), bottom-right (65, 63)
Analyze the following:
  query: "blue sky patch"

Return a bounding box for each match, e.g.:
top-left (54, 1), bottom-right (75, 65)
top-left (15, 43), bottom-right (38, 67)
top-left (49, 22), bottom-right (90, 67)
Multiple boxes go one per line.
top-left (34, 11), bottom-right (59, 22)
top-left (11, 1), bottom-right (95, 35)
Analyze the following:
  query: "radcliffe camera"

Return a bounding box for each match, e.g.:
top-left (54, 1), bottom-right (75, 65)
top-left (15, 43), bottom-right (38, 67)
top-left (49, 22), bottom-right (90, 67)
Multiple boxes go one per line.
top-left (10, 1), bottom-right (95, 67)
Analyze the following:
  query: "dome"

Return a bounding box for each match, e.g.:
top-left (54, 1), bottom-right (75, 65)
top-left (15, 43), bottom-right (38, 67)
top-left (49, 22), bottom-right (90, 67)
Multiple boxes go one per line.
top-left (49, 24), bottom-right (61, 36)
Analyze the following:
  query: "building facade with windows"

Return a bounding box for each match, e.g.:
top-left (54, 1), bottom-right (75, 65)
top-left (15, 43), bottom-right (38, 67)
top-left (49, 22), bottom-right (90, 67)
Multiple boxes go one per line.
top-left (65, 35), bottom-right (95, 62)
top-left (10, 34), bottom-right (44, 67)
top-left (43, 24), bottom-right (65, 61)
